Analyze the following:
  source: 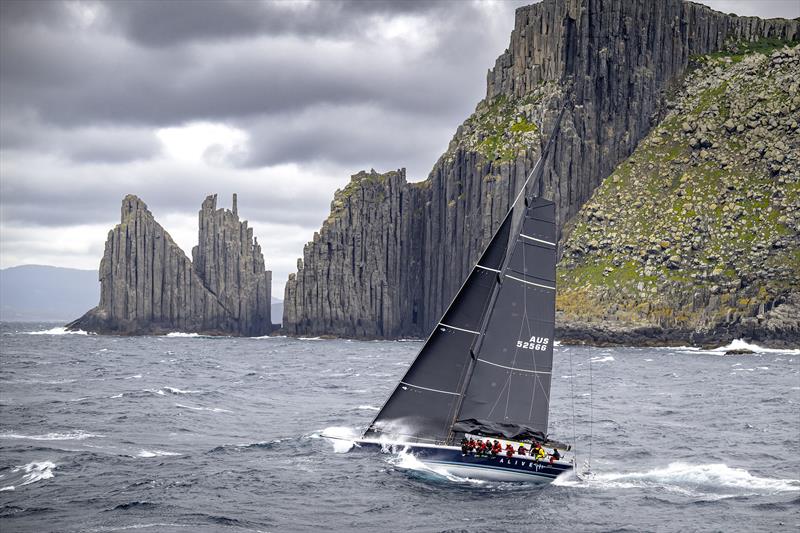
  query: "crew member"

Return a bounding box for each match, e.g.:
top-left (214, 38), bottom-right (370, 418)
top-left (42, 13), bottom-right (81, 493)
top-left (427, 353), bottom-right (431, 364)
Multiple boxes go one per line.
top-left (461, 437), bottom-right (469, 455)
top-left (491, 440), bottom-right (501, 456)
top-left (550, 448), bottom-right (561, 464)
top-left (517, 444), bottom-right (527, 456)
top-left (505, 443), bottom-right (515, 458)
top-left (467, 438), bottom-right (476, 454)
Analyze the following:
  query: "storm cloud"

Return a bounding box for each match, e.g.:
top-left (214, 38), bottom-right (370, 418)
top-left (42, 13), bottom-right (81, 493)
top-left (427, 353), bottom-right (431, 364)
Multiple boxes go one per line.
top-left (1, 0), bottom-right (798, 296)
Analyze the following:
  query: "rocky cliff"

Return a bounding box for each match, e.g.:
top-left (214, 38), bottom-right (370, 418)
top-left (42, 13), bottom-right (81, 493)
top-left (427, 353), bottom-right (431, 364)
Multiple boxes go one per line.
top-left (67, 194), bottom-right (272, 336)
top-left (283, 0), bottom-right (798, 342)
top-left (557, 43), bottom-right (800, 347)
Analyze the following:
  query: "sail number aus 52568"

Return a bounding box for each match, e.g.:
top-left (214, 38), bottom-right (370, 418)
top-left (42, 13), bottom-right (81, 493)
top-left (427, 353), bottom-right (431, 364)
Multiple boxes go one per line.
top-left (516, 336), bottom-right (549, 351)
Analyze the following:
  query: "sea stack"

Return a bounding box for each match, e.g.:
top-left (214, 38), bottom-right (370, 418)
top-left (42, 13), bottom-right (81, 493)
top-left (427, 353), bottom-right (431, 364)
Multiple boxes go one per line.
top-left (67, 194), bottom-right (272, 336)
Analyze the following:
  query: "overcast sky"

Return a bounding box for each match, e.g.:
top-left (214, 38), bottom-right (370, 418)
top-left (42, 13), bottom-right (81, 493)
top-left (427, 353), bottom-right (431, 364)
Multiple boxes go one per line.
top-left (2, 0), bottom-right (798, 298)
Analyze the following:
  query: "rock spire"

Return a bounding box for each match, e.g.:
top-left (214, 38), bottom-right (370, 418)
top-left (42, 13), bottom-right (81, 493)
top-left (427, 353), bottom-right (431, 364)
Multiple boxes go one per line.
top-left (67, 194), bottom-right (272, 336)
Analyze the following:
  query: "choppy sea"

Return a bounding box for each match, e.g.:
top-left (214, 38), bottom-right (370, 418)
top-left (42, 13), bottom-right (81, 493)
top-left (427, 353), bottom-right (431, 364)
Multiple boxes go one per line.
top-left (1, 322), bottom-right (798, 532)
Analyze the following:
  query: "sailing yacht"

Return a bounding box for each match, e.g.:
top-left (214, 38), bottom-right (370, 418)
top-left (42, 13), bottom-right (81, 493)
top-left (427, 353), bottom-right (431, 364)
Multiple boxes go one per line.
top-left (330, 119), bottom-right (573, 483)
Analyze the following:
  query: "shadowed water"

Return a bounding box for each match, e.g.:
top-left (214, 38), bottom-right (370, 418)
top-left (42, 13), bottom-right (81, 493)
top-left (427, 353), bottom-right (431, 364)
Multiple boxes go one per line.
top-left (1, 323), bottom-right (798, 532)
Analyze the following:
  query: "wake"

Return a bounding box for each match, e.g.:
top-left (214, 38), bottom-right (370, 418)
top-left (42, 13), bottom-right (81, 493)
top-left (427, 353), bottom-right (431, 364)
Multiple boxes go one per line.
top-left (554, 462), bottom-right (800, 498)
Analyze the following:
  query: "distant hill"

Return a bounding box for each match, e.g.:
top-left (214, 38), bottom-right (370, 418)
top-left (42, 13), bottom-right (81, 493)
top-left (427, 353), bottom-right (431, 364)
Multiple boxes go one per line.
top-left (0, 265), bottom-right (99, 321)
top-left (271, 299), bottom-right (283, 327)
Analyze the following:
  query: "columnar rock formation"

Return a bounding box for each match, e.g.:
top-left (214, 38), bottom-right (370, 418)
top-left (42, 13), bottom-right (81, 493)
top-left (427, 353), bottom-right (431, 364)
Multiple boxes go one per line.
top-left (192, 194), bottom-right (271, 335)
top-left (67, 194), bottom-right (271, 335)
top-left (283, 0), bottom-right (798, 340)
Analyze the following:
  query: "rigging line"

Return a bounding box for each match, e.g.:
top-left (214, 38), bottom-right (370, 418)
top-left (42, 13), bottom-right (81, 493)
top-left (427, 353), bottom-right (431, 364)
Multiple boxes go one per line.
top-left (589, 356), bottom-right (594, 471)
top-left (569, 347), bottom-right (578, 472)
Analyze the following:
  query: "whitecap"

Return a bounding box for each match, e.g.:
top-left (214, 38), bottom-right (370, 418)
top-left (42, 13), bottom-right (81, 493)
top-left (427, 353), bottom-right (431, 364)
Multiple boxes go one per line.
top-left (0, 431), bottom-right (104, 441)
top-left (0, 486), bottom-right (13, 491)
top-left (11, 461), bottom-right (56, 486)
top-left (26, 327), bottom-right (89, 335)
top-left (710, 339), bottom-right (799, 355)
top-left (175, 403), bottom-right (232, 413)
top-left (163, 387), bottom-right (200, 395)
top-left (124, 374), bottom-right (142, 380)
top-left (299, 336), bottom-right (322, 341)
top-left (590, 356), bottom-right (615, 363)
top-left (164, 332), bottom-right (201, 338)
top-left (136, 450), bottom-right (181, 458)
top-left (356, 405), bottom-right (380, 411)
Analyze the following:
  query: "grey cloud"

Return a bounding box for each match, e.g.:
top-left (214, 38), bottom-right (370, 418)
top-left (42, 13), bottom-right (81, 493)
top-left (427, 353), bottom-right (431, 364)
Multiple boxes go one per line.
top-left (105, 0), bottom-right (447, 48)
top-left (1, 0), bottom-right (513, 127)
top-left (0, 156), bottom-right (336, 229)
top-left (240, 104), bottom-right (455, 179)
top-left (1, 112), bottom-right (160, 163)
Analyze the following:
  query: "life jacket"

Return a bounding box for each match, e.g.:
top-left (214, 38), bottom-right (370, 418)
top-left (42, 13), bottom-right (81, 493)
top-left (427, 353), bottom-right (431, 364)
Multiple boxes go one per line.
top-left (535, 446), bottom-right (546, 459)
top-left (505, 445), bottom-right (514, 457)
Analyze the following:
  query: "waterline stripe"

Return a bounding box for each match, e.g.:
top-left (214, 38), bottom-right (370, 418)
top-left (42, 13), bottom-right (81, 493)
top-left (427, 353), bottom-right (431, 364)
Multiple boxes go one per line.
top-left (439, 323), bottom-right (480, 335)
top-left (475, 264), bottom-right (501, 273)
top-left (520, 234), bottom-right (555, 246)
top-left (400, 381), bottom-right (460, 396)
top-left (477, 358), bottom-right (552, 374)
top-left (425, 460), bottom-right (559, 478)
top-left (504, 275), bottom-right (555, 290)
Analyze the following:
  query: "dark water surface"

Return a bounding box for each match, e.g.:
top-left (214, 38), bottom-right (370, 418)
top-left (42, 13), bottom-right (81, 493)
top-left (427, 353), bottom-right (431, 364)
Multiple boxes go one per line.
top-left (1, 322), bottom-right (798, 532)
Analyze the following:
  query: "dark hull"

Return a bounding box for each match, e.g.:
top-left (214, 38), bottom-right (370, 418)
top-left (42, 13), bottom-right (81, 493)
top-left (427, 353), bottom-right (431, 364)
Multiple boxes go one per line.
top-left (352, 439), bottom-right (572, 483)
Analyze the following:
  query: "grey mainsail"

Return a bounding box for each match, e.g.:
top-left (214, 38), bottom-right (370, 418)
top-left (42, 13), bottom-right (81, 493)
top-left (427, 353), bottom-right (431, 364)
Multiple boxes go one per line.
top-left (364, 110), bottom-right (564, 445)
top-left (453, 198), bottom-right (556, 441)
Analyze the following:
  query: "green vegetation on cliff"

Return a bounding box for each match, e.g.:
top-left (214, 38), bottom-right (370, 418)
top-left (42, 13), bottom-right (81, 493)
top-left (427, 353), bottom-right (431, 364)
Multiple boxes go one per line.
top-left (558, 44), bottom-right (800, 338)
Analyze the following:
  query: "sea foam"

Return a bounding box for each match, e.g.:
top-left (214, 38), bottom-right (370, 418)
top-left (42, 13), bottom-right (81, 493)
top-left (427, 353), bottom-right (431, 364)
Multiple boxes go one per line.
top-left (555, 462), bottom-right (800, 497)
top-left (27, 327), bottom-right (88, 335)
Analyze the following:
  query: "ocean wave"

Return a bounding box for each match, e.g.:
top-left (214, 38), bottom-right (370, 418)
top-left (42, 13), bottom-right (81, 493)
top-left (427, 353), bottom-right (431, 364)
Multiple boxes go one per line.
top-left (175, 403), bottom-right (232, 413)
top-left (590, 356), bottom-right (615, 363)
top-left (164, 332), bottom-right (202, 338)
top-left (136, 450), bottom-right (181, 458)
top-left (26, 327), bottom-right (89, 335)
top-left (1, 461), bottom-right (57, 490)
top-left (356, 405), bottom-right (380, 411)
top-left (0, 430), bottom-right (104, 441)
top-left (298, 336), bottom-right (322, 341)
